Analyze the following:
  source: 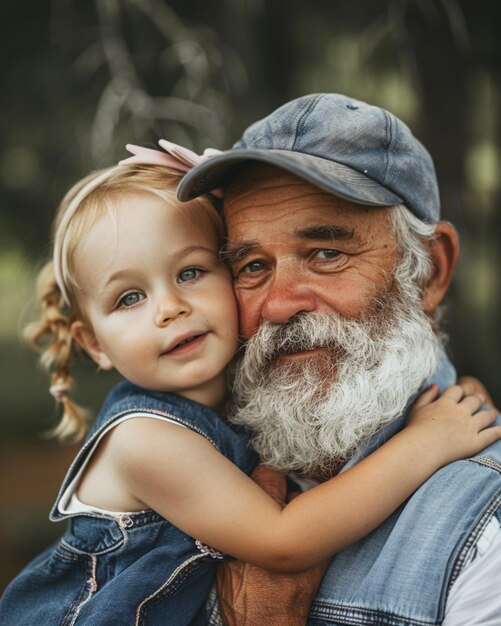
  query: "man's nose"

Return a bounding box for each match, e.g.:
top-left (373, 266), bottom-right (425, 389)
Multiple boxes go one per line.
top-left (261, 269), bottom-right (317, 324)
top-left (155, 292), bottom-right (191, 327)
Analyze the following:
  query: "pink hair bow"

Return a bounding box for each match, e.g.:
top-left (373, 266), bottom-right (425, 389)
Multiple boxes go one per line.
top-left (119, 140), bottom-right (223, 196)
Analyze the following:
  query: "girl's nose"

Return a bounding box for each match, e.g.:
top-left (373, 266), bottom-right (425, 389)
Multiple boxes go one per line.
top-left (154, 293), bottom-right (191, 327)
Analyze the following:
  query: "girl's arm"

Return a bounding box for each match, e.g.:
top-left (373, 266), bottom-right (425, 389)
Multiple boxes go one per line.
top-left (107, 384), bottom-right (500, 572)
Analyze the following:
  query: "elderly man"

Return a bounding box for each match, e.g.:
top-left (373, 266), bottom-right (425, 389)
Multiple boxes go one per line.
top-left (178, 94), bottom-right (501, 625)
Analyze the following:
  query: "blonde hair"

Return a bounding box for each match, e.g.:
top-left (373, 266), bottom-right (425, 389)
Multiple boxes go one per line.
top-left (25, 164), bottom-right (222, 443)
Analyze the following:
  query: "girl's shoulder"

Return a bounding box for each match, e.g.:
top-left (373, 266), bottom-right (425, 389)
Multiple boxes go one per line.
top-left (99, 380), bottom-right (211, 422)
top-left (93, 380), bottom-right (258, 472)
top-left (97, 380), bottom-right (223, 435)
top-left (50, 381), bottom-right (259, 523)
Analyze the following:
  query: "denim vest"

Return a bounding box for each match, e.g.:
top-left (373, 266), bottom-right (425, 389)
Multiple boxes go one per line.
top-left (0, 381), bottom-right (258, 626)
top-left (309, 351), bottom-right (501, 626)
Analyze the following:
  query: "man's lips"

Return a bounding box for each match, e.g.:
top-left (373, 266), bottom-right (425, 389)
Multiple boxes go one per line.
top-left (275, 347), bottom-right (329, 362)
top-left (161, 332), bottom-right (208, 356)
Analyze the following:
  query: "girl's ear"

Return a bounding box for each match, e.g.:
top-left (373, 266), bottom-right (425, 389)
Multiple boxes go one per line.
top-left (422, 221), bottom-right (460, 315)
top-left (71, 321), bottom-right (114, 370)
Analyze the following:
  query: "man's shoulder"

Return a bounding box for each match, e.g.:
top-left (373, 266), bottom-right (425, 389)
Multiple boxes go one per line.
top-left (309, 446), bottom-right (501, 625)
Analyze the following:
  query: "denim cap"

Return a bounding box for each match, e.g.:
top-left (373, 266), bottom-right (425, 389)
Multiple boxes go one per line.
top-left (177, 93), bottom-right (440, 222)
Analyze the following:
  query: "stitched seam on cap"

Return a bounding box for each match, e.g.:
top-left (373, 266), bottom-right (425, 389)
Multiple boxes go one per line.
top-left (291, 95), bottom-right (321, 151)
top-left (383, 110), bottom-right (392, 184)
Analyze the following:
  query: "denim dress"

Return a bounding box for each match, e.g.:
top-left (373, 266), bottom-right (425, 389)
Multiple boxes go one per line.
top-left (0, 381), bottom-right (258, 625)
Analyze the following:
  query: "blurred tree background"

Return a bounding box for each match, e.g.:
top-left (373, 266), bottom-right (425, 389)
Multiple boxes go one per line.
top-left (0, 0), bottom-right (499, 591)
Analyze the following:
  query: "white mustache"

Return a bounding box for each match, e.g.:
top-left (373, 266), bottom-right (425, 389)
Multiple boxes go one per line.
top-left (230, 286), bottom-right (440, 476)
top-left (240, 309), bottom-right (387, 375)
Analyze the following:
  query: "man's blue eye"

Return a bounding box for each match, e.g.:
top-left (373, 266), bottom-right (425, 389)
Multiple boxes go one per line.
top-left (178, 268), bottom-right (199, 283)
top-left (316, 249), bottom-right (341, 259)
top-left (119, 292), bottom-right (145, 307)
top-left (244, 261), bottom-right (264, 273)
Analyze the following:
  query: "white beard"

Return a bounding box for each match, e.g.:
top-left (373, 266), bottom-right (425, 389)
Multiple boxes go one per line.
top-left (229, 282), bottom-right (441, 477)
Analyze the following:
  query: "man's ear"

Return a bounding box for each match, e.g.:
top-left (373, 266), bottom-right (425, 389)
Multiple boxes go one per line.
top-left (422, 221), bottom-right (460, 315)
top-left (71, 320), bottom-right (114, 371)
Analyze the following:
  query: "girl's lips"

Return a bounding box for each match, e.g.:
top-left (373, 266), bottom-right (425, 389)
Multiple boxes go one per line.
top-left (162, 333), bottom-right (207, 357)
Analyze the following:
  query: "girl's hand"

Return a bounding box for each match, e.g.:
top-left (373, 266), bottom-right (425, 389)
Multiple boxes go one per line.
top-left (457, 375), bottom-right (499, 413)
top-left (406, 384), bottom-right (500, 467)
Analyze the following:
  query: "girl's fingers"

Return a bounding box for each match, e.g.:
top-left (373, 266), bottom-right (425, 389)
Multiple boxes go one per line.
top-left (459, 394), bottom-right (483, 414)
top-left (457, 375), bottom-right (491, 405)
top-left (478, 424), bottom-right (501, 448)
top-left (413, 384), bottom-right (440, 408)
top-left (458, 381), bottom-right (476, 396)
top-left (473, 409), bottom-right (498, 431)
top-left (456, 379), bottom-right (484, 402)
top-left (441, 384), bottom-right (466, 402)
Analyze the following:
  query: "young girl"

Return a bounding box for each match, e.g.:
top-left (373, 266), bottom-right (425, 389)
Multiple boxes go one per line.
top-left (1, 160), bottom-right (499, 626)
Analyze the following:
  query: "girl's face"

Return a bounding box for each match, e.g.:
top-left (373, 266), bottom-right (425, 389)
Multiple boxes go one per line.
top-left (70, 193), bottom-right (238, 409)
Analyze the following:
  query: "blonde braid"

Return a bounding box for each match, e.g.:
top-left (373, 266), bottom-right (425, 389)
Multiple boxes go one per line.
top-left (24, 260), bottom-right (89, 443)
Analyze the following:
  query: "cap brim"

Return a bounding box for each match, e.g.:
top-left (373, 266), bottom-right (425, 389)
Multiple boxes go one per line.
top-left (177, 149), bottom-right (403, 208)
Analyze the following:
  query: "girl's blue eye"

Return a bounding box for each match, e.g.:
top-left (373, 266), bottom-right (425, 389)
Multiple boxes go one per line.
top-left (178, 268), bottom-right (199, 283)
top-left (119, 292), bottom-right (145, 307)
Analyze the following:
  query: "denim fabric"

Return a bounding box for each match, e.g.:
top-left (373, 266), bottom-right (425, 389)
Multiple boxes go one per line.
top-left (177, 93), bottom-right (440, 223)
top-left (308, 351), bottom-right (501, 625)
top-left (0, 382), bottom-right (258, 625)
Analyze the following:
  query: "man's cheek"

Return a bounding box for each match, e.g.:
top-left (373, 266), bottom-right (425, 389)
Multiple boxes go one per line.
top-left (235, 290), bottom-right (261, 339)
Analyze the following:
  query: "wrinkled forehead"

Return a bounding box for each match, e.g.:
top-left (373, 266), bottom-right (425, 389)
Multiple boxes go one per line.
top-left (223, 162), bottom-right (392, 236)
